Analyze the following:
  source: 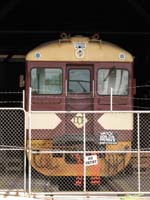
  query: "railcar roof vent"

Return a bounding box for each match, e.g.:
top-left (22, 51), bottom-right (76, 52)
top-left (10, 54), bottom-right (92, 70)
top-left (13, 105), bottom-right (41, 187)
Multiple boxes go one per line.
top-left (59, 32), bottom-right (71, 44)
top-left (90, 33), bottom-right (102, 45)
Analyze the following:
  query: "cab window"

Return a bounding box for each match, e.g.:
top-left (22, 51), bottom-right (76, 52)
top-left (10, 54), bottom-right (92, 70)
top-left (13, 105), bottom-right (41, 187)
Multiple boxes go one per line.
top-left (97, 69), bottom-right (129, 95)
top-left (31, 68), bottom-right (62, 94)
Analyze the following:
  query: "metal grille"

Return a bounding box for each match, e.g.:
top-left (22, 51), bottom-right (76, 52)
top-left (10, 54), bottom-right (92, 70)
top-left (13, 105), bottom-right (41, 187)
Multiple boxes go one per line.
top-left (0, 109), bottom-right (25, 191)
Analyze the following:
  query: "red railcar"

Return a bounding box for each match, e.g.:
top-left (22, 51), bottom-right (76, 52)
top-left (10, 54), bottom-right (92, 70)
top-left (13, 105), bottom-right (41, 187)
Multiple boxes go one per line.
top-left (25, 35), bottom-right (135, 189)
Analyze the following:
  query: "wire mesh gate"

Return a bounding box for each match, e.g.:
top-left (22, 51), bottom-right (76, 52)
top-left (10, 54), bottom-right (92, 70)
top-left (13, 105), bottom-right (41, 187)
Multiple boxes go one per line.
top-left (28, 111), bottom-right (150, 195)
top-left (0, 109), bottom-right (150, 195)
top-left (0, 108), bottom-right (25, 192)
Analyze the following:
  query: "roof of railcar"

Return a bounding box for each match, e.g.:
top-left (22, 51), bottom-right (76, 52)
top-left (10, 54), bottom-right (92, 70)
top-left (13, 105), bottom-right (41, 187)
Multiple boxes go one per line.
top-left (26, 36), bottom-right (134, 62)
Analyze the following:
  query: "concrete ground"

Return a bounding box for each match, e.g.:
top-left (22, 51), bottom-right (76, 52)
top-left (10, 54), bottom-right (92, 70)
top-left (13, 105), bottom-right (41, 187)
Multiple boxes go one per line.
top-left (1, 194), bottom-right (150, 200)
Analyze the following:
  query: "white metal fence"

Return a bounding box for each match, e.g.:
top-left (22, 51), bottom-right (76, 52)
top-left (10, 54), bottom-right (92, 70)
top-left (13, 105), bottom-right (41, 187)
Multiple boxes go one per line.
top-left (0, 109), bottom-right (150, 195)
top-left (27, 110), bottom-right (150, 195)
top-left (0, 90), bottom-right (150, 196)
top-left (0, 108), bottom-right (25, 192)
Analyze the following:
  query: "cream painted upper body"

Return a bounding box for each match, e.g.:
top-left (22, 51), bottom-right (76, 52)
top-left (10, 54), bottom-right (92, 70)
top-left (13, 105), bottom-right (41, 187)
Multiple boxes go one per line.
top-left (26, 35), bottom-right (134, 62)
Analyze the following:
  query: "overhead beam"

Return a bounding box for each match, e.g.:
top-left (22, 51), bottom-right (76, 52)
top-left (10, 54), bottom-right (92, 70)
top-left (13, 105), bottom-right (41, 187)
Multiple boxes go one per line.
top-left (0, 54), bottom-right (25, 62)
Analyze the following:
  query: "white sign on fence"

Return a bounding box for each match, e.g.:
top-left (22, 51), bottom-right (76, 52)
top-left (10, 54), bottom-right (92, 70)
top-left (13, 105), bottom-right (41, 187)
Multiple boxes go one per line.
top-left (85, 155), bottom-right (98, 166)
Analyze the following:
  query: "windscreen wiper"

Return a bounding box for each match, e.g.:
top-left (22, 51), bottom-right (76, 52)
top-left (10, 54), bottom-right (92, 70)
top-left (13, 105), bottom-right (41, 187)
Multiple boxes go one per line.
top-left (103, 67), bottom-right (116, 82)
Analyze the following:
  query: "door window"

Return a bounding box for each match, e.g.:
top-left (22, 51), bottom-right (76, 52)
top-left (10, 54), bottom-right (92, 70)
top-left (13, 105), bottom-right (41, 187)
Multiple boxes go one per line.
top-left (68, 69), bottom-right (91, 94)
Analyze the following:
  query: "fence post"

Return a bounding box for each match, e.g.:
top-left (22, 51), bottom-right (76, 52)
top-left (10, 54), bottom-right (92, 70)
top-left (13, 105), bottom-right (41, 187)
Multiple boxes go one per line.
top-left (83, 113), bottom-right (86, 192)
top-left (137, 113), bottom-right (141, 193)
top-left (22, 90), bottom-right (25, 110)
top-left (28, 87), bottom-right (32, 195)
top-left (24, 89), bottom-right (27, 193)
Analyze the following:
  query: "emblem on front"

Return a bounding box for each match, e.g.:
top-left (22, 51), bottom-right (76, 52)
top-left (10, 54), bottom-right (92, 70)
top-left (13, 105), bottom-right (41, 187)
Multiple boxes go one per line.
top-left (71, 113), bottom-right (87, 128)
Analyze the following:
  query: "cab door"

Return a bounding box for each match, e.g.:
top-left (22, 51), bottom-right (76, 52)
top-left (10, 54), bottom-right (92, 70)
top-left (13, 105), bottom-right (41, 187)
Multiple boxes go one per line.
top-left (66, 66), bottom-right (93, 111)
